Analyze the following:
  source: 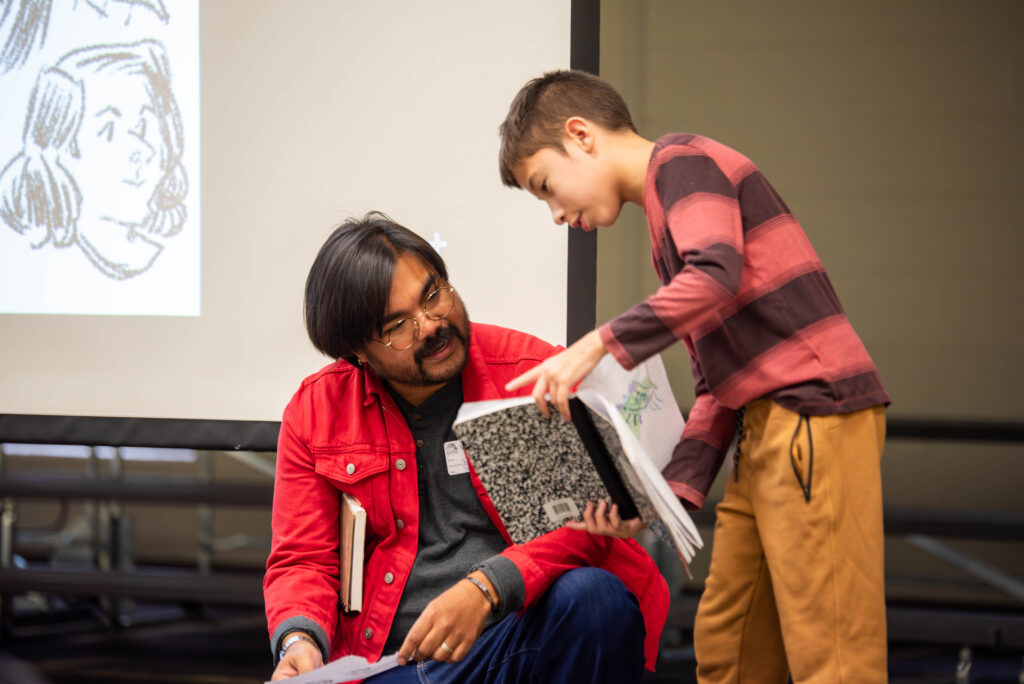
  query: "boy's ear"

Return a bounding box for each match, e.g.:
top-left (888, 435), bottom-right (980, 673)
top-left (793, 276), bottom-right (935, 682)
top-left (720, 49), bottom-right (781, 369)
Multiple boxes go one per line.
top-left (564, 116), bottom-right (595, 153)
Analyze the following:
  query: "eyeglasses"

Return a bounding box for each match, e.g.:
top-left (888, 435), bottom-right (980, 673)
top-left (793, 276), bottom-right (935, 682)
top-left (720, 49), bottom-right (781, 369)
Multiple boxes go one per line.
top-left (373, 286), bottom-right (457, 351)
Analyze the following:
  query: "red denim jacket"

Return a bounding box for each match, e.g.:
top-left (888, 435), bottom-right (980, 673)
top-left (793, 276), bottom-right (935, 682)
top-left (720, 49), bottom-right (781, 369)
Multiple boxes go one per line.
top-left (264, 322), bottom-right (669, 671)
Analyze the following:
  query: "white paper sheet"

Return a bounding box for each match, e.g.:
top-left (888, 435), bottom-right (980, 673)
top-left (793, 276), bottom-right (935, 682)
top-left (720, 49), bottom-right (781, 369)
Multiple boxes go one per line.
top-left (268, 653), bottom-right (400, 684)
top-left (578, 353), bottom-right (685, 470)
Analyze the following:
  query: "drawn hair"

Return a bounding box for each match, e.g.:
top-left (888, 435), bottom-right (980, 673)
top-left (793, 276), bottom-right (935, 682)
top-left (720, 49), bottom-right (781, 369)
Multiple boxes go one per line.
top-left (305, 212), bottom-right (448, 363)
top-left (95, 0), bottom-right (170, 24)
top-left (498, 69), bottom-right (636, 188)
top-left (1, 0), bottom-right (172, 74)
top-left (0, 39), bottom-right (187, 250)
top-left (0, 0), bottom-right (52, 73)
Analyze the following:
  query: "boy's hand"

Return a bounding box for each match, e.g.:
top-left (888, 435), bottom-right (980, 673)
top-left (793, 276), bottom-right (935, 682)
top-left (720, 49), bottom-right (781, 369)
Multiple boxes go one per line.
top-left (397, 571), bottom-right (495, 666)
top-left (564, 500), bottom-right (647, 538)
top-left (505, 329), bottom-right (607, 421)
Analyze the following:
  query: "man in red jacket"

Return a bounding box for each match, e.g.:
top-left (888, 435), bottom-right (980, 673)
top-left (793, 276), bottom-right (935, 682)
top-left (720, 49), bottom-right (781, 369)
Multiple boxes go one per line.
top-left (265, 212), bottom-right (669, 683)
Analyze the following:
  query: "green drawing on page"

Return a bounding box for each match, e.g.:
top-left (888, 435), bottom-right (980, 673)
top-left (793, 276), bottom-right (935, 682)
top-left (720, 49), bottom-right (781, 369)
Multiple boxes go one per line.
top-left (617, 375), bottom-right (664, 438)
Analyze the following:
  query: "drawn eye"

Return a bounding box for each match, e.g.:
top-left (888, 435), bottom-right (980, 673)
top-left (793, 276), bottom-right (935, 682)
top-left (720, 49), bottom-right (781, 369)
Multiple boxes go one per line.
top-left (98, 121), bottom-right (115, 142)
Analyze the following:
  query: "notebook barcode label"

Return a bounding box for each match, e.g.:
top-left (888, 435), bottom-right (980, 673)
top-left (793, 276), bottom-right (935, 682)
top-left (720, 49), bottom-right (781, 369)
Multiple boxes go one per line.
top-left (543, 498), bottom-right (580, 525)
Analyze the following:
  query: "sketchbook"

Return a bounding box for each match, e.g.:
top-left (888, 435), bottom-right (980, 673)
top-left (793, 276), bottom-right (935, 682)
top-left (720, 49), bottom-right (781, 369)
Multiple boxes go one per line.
top-left (339, 493), bottom-right (366, 613)
top-left (453, 354), bottom-right (703, 569)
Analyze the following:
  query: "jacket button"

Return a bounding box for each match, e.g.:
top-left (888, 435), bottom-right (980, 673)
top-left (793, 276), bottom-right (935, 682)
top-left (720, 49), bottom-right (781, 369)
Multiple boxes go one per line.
top-left (395, 459), bottom-right (406, 471)
top-left (346, 463), bottom-right (355, 475)
top-left (396, 518), bottom-right (405, 530)
top-left (364, 628), bottom-right (373, 639)
top-left (384, 572), bottom-right (394, 584)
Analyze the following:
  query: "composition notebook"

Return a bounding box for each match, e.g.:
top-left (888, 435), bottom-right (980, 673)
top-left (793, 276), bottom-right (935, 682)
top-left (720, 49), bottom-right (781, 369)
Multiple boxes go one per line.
top-left (339, 492), bottom-right (366, 613)
top-left (452, 354), bottom-right (703, 568)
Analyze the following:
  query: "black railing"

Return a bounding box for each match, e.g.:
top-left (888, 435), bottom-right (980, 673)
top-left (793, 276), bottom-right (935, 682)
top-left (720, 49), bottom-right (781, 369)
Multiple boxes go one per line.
top-left (0, 413), bottom-right (1019, 643)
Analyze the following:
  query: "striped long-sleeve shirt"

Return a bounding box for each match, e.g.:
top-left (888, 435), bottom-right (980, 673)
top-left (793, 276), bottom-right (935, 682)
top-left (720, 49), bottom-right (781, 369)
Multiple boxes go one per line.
top-left (598, 133), bottom-right (890, 510)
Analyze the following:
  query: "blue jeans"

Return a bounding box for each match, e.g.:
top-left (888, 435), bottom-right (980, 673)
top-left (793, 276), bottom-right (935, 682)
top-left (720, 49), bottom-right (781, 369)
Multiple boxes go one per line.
top-left (365, 567), bottom-right (646, 683)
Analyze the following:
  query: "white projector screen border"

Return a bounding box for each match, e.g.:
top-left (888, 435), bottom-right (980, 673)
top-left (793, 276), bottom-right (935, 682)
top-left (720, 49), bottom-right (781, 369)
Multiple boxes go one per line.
top-left (0, 0), bottom-right (600, 450)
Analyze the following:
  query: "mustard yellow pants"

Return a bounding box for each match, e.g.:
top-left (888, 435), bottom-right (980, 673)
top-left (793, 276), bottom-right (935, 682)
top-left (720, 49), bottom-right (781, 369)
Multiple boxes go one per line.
top-left (693, 400), bottom-right (888, 683)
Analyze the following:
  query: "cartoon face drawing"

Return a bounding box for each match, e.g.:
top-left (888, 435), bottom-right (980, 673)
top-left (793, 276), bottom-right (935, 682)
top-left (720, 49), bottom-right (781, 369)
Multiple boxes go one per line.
top-left (0, 39), bottom-right (187, 279)
top-left (70, 69), bottom-right (164, 224)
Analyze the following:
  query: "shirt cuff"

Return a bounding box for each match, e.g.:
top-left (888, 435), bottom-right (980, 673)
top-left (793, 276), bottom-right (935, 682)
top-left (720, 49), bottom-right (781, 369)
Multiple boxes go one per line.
top-left (270, 616), bottom-right (329, 665)
top-left (473, 555), bottom-right (524, 620)
top-left (598, 321), bottom-right (636, 370)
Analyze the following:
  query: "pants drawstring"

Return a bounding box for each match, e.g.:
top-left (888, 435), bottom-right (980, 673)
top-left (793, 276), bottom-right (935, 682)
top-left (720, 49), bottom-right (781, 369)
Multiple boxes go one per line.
top-left (789, 414), bottom-right (813, 502)
top-left (733, 406), bottom-right (746, 482)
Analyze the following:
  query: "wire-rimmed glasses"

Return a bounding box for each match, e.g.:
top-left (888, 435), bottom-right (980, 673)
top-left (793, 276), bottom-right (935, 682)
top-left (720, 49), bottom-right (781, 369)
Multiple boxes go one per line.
top-left (373, 286), bottom-right (457, 351)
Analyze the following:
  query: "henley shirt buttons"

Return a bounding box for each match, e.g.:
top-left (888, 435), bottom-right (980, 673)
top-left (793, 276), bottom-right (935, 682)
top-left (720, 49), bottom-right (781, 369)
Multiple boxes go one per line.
top-left (364, 628), bottom-right (373, 640)
top-left (395, 459), bottom-right (406, 471)
top-left (345, 463), bottom-right (355, 475)
top-left (384, 572), bottom-right (394, 584)
top-left (415, 439), bottom-right (424, 448)
top-left (415, 412), bottom-right (423, 421)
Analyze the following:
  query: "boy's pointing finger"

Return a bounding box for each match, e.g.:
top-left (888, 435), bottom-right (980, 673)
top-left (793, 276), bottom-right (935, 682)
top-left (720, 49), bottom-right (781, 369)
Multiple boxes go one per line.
top-left (505, 366), bottom-right (540, 392)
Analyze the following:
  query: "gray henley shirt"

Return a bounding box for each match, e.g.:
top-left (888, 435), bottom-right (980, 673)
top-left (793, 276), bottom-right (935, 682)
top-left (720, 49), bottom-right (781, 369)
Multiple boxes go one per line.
top-left (381, 377), bottom-right (525, 654)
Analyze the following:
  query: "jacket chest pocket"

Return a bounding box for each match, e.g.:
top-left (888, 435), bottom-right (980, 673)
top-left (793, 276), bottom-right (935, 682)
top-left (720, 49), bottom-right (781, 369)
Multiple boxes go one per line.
top-left (312, 447), bottom-right (389, 517)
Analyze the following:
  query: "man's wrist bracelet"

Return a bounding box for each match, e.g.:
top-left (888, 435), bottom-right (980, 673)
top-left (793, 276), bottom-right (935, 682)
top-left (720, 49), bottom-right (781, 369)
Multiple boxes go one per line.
top-left (463, 575), bottom-right (497, 613)
top-left (279, 632), bottom-right (317, 662)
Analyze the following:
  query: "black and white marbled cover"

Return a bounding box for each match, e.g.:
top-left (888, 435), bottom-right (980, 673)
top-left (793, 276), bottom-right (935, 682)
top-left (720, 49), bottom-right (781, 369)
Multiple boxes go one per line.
top-left (453, 400), bottom-right (655, 545)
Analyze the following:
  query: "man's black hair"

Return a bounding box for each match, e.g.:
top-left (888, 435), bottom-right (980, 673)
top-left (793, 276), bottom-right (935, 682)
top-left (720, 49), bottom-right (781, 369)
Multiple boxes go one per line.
top-left (304, 211), bottom-right (447, 363)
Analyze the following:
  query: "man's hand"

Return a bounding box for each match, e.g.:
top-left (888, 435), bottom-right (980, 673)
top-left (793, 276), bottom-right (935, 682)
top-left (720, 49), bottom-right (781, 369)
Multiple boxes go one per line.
top-left (270, 633), bottom-right (323, 680)
top-left (397, 571), bottom-right (495, 666)
top-left (564, 500), bottom-right (647, 538)
top-left (505, 329), bottom-right (607, 421)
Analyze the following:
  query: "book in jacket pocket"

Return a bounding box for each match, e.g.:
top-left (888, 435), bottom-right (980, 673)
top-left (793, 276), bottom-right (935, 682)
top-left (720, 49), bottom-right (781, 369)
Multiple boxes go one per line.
top-left (339, 492), bottom-right (366, 612)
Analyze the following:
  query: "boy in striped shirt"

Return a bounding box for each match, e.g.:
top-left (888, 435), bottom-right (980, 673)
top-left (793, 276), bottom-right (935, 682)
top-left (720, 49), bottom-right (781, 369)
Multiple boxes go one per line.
top-left (499, 69), bottom-right (890, 683)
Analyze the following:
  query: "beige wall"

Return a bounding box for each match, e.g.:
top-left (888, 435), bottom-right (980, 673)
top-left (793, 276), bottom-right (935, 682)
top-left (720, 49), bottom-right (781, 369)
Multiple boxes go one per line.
top-left (599, 0), bottom-right (1023, 595)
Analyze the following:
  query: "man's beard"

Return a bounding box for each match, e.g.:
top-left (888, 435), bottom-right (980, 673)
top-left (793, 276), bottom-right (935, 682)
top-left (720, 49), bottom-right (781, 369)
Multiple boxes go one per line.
top-left (367, 315), bottom-right (472, 388)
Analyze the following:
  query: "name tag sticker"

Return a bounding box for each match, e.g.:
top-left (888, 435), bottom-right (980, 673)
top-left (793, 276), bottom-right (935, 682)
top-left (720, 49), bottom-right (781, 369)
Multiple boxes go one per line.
top-left (444, 440), bottom-right (470, 476)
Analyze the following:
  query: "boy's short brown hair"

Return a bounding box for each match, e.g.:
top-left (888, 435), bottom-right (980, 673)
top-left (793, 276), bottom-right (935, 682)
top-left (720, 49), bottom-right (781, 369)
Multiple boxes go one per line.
top-left (498, 69), bottom-right (636, 187)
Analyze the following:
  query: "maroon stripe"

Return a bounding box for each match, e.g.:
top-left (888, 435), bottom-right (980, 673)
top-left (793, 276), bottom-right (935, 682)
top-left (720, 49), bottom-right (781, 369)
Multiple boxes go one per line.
top-left (695, 270), bottom-right (844, 388)
top-left (607, 301), bottom-right (678, 367)
top-left (654, 231), bottom-right (681, 286)
top-left (737, 170), bottom-right (792, 234)
top-left (663, 438), bottom-right (726, 511)
top-left (686, 242), bottom-right (743, 294)
top-left (655, 153), bottom-right (736, 213)
top-left (771, 371), bottom-right (890, 415)
top-left (691, 355), bottom-right (709, 395)
top-left (656, 223), bottom-right (743, 295)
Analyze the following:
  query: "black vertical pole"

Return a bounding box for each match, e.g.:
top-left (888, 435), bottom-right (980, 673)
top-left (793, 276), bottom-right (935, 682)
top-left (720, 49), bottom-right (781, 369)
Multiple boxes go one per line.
top-left (567, 0), bottom-right (600, 345)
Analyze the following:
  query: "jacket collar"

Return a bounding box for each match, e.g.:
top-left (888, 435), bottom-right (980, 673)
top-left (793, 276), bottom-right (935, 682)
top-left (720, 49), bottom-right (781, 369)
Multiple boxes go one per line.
top-left (359, 361), bottom-right (387, 408)
top-left (461, 323), bottom-right (501, 402)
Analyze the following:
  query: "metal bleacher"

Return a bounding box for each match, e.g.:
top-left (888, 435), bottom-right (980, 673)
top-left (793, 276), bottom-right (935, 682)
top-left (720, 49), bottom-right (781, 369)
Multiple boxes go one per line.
top-left (0, 414), bottom-right (1020, 679)
top-left (0, 417), bottom-right (277, 637)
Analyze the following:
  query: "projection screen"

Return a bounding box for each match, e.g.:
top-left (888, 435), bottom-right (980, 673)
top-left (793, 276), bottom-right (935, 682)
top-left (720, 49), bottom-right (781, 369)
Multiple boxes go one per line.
top-left (0, 1), bottom-right (595, 448)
